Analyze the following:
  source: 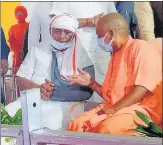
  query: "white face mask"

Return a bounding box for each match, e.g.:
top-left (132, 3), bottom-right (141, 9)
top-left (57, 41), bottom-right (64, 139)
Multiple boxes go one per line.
top-left (97, 32), bottom-right (114, 52)
top-left (51, 39), bottom-right (73, 51)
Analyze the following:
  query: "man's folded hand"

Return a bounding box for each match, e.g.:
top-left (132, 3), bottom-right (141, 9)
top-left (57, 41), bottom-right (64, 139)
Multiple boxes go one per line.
top-left (40, 79), bottom-right (55, 100)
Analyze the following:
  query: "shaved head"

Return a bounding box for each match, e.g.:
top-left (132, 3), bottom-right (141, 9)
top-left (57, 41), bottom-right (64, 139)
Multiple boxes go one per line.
top-left (96, 13), bottom-right (128, 38)
top-left (96, 13), bottom-right (129, 51)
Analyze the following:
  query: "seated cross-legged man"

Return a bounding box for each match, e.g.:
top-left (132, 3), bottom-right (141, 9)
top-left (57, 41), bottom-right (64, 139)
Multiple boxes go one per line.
top-left (5, 14), bottom-right (95, 130)
top-left (67, 13), bottom-right (162, 135)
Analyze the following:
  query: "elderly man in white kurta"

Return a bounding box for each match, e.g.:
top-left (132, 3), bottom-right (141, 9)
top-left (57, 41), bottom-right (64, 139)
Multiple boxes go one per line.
top-left (5, 14), bottom-right (95, 130)
top-left (28, 2), bottom-right (117, 102)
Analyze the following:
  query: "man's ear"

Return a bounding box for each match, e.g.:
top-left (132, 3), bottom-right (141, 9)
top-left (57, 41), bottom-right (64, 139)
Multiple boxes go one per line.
top-left (109, 29), bottom-right (115, 40)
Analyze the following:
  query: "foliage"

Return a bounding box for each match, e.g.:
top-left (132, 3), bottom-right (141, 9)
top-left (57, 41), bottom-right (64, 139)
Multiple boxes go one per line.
top-left (1, 103), bottom-right (22, 125)
top-left (134, 110), bottom-right (163, 138)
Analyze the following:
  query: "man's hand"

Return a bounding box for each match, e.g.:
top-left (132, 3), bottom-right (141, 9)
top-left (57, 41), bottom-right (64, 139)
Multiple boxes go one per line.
top-left (40, 79), bottom-right (55, 100)
top-left (1, 60), bottom-right (9, 75)
top-left (103, 86), bottom-right (148, 115)
top-left (67, 68), bottom-right (91, 86)
top-left (92, 13), bottom-right (104, 26)
top-left (96, 107), bottom-right (117, 116)
top-left (103, 107), bottom-right (117, 115)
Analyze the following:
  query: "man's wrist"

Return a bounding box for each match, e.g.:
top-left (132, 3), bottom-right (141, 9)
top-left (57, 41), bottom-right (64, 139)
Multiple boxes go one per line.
top-left (85, 18), bottom-right (95, 27)
top-left (91, 18), bottom-right (95, 26)
top-left (113, 106), bottom-right (120, 113)
top-left (89, 79), bottom-right (96, 88)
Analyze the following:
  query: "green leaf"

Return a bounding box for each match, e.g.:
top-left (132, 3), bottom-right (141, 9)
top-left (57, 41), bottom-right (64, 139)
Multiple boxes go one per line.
top-left (15, 116), bottom-right (23, 125)
top-left (149, 122), bottom-right (163, 135)
top-left (134, 127), bottom-right (159, 137)
top-left (1, 115), bottom-right (9, 123)
top-left (0, 103), bottom-right (4, 108)
top-left (134, 120), bottom-right (151, 132)
top-left (1, 117), bottom-right (12, 124)
top-left (1, 105), bottom-right (9, 116)
top-left (135, 110), bottom-right (152, 125)
top-left (1, 103), bottom-right (23, 125)
top-left (134, 110), bottom-right (163, 138)
top-left (12, 109), bottom-right (22, 125)
top-left (134, 127), bottom-right (148, 134)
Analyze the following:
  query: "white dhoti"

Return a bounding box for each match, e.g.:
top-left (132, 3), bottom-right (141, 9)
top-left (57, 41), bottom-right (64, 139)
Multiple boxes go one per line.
top-left (5, 98), bottom-right (84, 131)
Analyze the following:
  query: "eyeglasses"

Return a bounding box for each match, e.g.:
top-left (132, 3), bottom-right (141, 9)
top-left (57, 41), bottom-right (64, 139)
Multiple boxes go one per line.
top-left (52, 28), bottom-right (74, 37)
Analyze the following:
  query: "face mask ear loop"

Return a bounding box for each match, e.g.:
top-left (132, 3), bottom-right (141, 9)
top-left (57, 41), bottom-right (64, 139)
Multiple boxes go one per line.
top-left (104, 30), bottom-right (115, 44)
top-left (103, 31), bottom-right (110, 44)
top-left (110, 29), bottom-right (115, 43)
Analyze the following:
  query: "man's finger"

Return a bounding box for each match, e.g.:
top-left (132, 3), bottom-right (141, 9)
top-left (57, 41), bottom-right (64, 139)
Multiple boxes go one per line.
top-left (46, 92), bottom-right (53, 98)
top-left (41, 93), bottom-right (48, 100)
top-left (41, 92), bottom-right (51, 100)
top-left (67, 75), bottom-right (77, 81)
top-left (77, 68), bottom-right (86, 74)
top-left (40, 93), bottom-right (44, 98)
top-left (40, 87), bottom-right (47, 94)
top-left (41, 84), bottom-right (54, 92)
top-left (66, 76), bottom-right (78, 84)
top-left (45, 79), bottom-right (55, 86)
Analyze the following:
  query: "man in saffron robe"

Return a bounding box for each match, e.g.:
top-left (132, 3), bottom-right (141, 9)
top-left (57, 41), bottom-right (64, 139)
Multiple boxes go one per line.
top-left (67, 13), bottom-right (162, 135)
top-left (8, 6), bottom-right (29, 74)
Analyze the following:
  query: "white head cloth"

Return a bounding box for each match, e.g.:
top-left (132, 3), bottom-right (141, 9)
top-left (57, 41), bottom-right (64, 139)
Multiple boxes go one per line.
top-left (49, 14), bottom-right (79, 33)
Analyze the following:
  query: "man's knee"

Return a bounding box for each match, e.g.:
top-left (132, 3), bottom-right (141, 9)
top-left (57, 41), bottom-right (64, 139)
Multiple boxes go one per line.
top-left (96, 115), bottom-right (135, 134)
top-left (68, 112), bottom-right (90, 131)
top-left (96, 108), bottom-right (149, 135)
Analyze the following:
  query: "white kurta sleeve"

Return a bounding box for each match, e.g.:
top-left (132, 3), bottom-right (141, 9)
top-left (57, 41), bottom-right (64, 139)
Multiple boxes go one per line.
top-left (16, 47), bottom-right (36, 80)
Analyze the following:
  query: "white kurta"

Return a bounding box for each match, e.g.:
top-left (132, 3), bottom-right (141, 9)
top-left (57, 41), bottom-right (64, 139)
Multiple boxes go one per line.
top-left (5, 43), bottom-right (85, 131)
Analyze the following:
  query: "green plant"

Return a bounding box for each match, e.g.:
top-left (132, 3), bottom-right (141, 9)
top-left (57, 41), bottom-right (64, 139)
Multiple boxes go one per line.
top-left (1, 103), bottom-right (22, 125)
top-left (1, 103), bottom-right (22, 144)
top-left (134, 110), bottom-right (163, 138)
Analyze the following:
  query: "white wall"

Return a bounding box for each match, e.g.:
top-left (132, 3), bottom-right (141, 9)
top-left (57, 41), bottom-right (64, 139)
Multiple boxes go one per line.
top-left (21, 2), bottom-right (37, 22)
